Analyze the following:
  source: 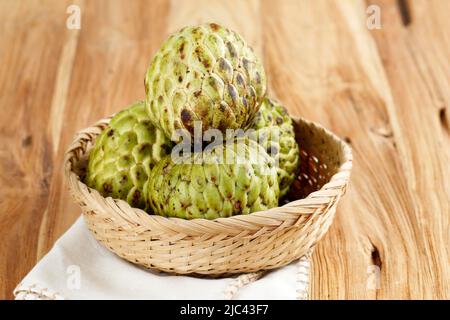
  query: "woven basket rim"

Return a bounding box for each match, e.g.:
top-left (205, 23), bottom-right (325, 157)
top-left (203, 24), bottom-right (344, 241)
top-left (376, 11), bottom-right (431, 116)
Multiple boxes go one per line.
top-left (64, 115), bottom-right (352, 236)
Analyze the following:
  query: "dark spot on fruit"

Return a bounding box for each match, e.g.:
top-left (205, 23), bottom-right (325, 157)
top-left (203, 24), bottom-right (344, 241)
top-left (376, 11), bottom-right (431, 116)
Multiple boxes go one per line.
top-left (219, 58), bottom-right (231, 72)
top-left (276, 117), bottom-right (283, 125)
top-left (209, 23), bottom-right (220, 31)
top-left (227, 84), bottom-right (237, 102)
top-left (178, 76), bottom-right (183, 82)
top-left (107, 129), bottom-right (114, 137)
top-left (219, 102), bottom-right (226, 112)
top-left (139, 143), bottom-right (151, 152)
top-left (132, 190), bottom-right (141, 205)
top-left (255, 72), bottom-right (261, 84)
top-left (211, 176), bottom-right (216, 183)
top-left (103, 183), bottom-right (113, 194)
top-left (121, 175), bottom-right (127, 182)
top-left (236, 74), bottom-right (244, 86)
top-left (234, 201), bottom-right (241, 210)
top-left (187, 82), bottom-right (191, 88)
top-left (226, 42), bottom-right (237, 58)
top-left (194, 90), bottom-right (202, 98)
top-left (181, 108), bottom-right (192, 124)
top-left (227, 192), bottom-right (232, 199)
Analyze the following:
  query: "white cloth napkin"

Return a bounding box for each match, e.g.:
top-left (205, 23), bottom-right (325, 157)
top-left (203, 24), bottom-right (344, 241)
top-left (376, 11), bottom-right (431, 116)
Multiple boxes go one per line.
top-left (14, 216), bottom-right (310, 300)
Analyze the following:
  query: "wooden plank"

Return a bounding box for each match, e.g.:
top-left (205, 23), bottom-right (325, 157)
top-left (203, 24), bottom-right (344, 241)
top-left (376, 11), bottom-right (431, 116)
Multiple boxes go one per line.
top-left (367, 0), bottom-right (450, 299)
top-left (262, 0), bottom-right (449, 299)
top-left (0, 0), bottom-right (73, 299)
top-left (37, 0), bottom-right (170, 259)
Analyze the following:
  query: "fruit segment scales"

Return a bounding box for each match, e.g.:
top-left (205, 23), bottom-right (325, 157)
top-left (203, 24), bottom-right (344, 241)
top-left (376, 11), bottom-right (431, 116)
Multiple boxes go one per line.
top-left (144, 23), bottom-right (267, 142)
top-left (147, 138), bottom-right (279, 219)
top-left (251, 97), bottom-right (300, 197)
top-left (85, 101), bottom-right (173, 211)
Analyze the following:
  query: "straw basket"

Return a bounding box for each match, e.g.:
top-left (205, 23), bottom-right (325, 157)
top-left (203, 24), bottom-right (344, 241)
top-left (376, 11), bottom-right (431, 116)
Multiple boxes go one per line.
top-left (64, 115), bottom-right (352, 275)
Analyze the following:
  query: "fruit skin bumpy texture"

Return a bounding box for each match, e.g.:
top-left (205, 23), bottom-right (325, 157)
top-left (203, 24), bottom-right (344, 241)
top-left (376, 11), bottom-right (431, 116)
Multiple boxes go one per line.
top-left (85, 101), bottom-right (173, 210)
top-left (144, 23), bottom-right (266, 141)
top-left (251, 97), bottom-right (300, 197)
top-left (147, 139), bottom-right (279, 220)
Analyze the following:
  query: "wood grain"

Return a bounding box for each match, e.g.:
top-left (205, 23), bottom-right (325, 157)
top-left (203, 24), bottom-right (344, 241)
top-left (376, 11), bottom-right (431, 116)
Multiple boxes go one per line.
top-left (0, 0), bottom-right (448, 299)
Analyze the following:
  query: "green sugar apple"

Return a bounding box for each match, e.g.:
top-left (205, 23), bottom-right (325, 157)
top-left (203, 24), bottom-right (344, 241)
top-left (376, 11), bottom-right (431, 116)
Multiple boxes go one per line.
top-left (85, 101), bottom-right (173, 210)
top-left (250, 97), bottom-right (300, 198)
top-left (144, 23), bottom-right (266, 141)
top-left (147, 138), bottom-right (279, 219)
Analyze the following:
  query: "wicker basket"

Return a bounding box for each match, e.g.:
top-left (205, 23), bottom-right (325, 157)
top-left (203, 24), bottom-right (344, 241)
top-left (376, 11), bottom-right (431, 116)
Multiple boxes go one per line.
top-left (64, 116), bottom-right (352, 275)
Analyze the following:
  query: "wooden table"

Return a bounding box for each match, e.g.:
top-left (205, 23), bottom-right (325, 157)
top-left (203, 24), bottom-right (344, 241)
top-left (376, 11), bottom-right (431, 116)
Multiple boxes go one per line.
top-left (0, 0), bottom-right (448, 300)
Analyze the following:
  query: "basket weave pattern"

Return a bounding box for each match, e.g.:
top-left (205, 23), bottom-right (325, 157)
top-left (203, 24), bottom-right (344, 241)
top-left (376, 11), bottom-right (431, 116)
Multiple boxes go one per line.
top-left (64, 116), bottom-right (352, 275)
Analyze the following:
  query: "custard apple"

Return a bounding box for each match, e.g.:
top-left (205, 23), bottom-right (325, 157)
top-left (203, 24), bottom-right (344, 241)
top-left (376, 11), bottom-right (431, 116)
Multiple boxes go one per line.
top-left (86, 101), bottom-right (173, 210)
top-left (147, 138), bottom-right (279, 219)
top-left (144, 23), bottom-right (266, 142)
top-left (250, 97), bottom-right (300, 197)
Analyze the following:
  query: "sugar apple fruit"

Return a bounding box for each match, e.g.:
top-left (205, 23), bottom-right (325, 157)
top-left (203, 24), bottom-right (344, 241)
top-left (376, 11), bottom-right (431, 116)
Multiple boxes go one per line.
top-left (147, 138), bottom-right (279, 219)
top-left (85, 101), bottom-right (173, 210)
top-left (250, 97), bottom-right (300, 198)
top-left (144, 23), bottom-right (267, 142)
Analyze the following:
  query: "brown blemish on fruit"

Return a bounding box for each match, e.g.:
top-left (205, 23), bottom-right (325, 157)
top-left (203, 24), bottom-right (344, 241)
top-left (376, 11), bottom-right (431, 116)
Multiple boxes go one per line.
top-left (107, 129), bottom-right (114, 137)
top-left (234, 201), bottom-right (241, 210)
top-left (132, 190), bottom-right (141, 205)
top-left (276, 117), bottom-right (283, 125)
top-left (103, 183), bottom-right (113, 194)
top-left (209, 23), bottom-right (220, 31)
top-left (181, 109), bottom-right (194, 134)
top-left (181, 109), bottom-right (192, 123)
